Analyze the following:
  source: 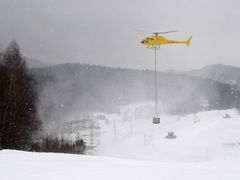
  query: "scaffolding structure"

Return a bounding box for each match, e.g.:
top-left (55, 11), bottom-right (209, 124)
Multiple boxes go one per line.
top-left (63, 118), bottom-right (100, 152)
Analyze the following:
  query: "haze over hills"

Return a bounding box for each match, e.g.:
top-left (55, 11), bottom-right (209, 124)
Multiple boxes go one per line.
top-left (185, 64), bottom-right (240, 89)
top-left (24, 57), bottom-right (52, 68)
top-left (30, 63), bottom-right (239, 130)
top-left (27, 57), bottom-right (240, 88)
top-left (28, 57), bottom-right (240, 88)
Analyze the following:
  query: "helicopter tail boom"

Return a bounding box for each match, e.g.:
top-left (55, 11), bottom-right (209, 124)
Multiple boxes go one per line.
top-left (186, 36), bottom-right (192, 47)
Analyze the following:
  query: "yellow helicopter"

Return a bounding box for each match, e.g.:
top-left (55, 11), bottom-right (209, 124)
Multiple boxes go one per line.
top-left (140, 30), bottom-right (192, 48)
top-left (138, 30), bottom-right (192, 124)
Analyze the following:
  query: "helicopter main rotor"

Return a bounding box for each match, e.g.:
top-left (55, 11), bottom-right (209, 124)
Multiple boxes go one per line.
top-left (135, 29), bottom-right (179, 35)
top-left (152, 30), bottom-right (179, 35)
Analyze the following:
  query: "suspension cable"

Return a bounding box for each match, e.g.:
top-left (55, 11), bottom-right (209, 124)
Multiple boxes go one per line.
top-left (154, 47), bottom-right (158, 117)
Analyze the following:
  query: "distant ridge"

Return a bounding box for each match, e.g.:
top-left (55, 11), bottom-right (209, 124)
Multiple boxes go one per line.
top-left (25, 57), bottom-right (52, 68)
top-left (31, 62), bottom-right (240, 89)
top-left (185, 64), bottom-right (240, 88)
top-left (31, 63), bottom-right (237, 122)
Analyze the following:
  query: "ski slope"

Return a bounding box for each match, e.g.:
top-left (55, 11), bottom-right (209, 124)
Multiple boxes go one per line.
top-left (0, 150), bottom-right (240, 180)
top-left (99, 109), bottom-right (240, 162)
top-left (1, 109), bottom-right (240, 180)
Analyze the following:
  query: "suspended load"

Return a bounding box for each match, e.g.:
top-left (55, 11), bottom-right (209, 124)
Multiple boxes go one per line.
top-left (140, 30), bottom-right (192, 124)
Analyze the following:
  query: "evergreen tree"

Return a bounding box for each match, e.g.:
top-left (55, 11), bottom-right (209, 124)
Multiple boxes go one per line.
top-left (0, 41), bottom-right (41, 150)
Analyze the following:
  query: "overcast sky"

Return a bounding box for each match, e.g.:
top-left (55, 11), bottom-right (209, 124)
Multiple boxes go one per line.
top-left (0, 0), bottom-right (240, 70)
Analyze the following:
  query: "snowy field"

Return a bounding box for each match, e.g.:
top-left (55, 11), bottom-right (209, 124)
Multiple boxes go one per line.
top-left (0, 149), bottom-right (240, 180)
top-left (1, 109), bottom-right (240, 179)
top-left (99, 109), bottom-right (240, 162)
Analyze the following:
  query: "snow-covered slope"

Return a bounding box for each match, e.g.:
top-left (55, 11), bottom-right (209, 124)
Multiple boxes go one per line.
top-left (98, 109), bottom-right (240, 162)
top-left (0, 149), bottom-right (240, 180)
top-left (1, 109), bottom-right (240, 179)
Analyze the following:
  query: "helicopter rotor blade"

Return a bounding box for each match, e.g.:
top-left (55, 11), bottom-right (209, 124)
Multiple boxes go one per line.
top-left (134, 29), bottom-right (152, 34)
top-left (135, 29), bottom-right (179, 35)
top-left (152, 30), bottom-right (179, 35)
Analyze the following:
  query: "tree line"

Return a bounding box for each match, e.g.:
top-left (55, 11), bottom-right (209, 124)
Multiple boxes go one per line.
top-left (0, 41), bottom-right (86, 154)
top-left (0, 41), bottom-right (41, 150)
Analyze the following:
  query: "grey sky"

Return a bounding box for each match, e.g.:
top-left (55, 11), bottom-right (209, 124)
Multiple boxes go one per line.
top-left (0, 0), bottom-right (240, 70)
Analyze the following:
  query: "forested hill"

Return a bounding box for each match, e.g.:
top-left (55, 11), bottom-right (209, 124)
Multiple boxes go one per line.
top-left (185, 64), bottom-right (240, 89)
top-left (31, 63), bottom-right (238, 122)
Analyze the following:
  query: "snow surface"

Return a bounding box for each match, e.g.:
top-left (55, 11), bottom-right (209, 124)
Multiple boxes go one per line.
top-left (0, 149), bottom-right (240, 180)
top-left (1, 109), bottom-right (240, 179)
top-left (99, 109), bottom-right (240, 162)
